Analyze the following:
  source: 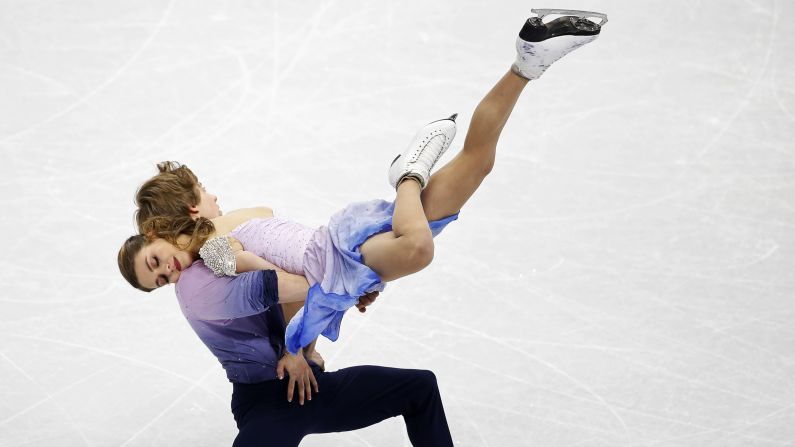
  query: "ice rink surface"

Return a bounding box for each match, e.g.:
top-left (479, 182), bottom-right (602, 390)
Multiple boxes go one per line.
top-left (1, 0), bottom-right (794, 445)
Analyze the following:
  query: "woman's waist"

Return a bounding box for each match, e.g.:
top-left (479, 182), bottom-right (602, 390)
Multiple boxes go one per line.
top-left (301, 226), bottom-right (330, 285)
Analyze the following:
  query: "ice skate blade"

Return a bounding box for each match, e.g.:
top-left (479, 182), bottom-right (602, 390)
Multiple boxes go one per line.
top-left (531, 8), bottom-right (608, 26)
top-left (427, 113), bottom-right (458, 125)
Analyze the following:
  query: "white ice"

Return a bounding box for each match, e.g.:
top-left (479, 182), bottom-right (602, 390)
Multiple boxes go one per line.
top-left (1, 1), bottom-right (794, 446)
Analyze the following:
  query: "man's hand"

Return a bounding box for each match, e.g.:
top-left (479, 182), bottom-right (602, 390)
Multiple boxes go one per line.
top-left (356, 291), bottom-right (379, 313)
top-left (276, 350), bottom-right (318, 405)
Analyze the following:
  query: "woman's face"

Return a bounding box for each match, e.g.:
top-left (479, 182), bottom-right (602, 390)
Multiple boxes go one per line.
top-left (133, 239), bottom-right (195, 290)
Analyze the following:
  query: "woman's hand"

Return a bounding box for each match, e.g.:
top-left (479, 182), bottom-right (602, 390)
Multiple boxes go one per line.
top-left (276, 350), bottom-right (318, 405)
top-left (306, 349), bottom-right (325, 372)
top-left (356, 291), bottom-right (379, 313)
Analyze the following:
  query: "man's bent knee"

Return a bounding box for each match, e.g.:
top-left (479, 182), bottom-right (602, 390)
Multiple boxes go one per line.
top-left (414, 369), bottom-right (439, 388)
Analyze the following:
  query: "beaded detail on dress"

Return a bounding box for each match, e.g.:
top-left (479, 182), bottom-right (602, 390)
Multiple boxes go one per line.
top-left (228, 217), bottom-right (316, 275)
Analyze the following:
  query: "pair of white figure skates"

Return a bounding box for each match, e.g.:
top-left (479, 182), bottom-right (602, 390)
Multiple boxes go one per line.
top-left (388, 8), bottom-right (607, 189)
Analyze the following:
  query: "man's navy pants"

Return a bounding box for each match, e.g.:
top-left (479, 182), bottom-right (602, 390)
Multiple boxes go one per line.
top-left (231, 364), bottom-right (453, 446)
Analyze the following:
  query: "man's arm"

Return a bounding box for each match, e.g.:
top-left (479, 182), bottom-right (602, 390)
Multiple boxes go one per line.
top-left (276, 271), bottom-right (311, 303)
top-left (280, 301), bottom-right (304, 322)
top-left (231, 245), bottom-right (310, 304)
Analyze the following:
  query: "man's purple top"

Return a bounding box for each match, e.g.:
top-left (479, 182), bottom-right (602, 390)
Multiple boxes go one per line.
top-left (174, 260), bottom-right (284, 384)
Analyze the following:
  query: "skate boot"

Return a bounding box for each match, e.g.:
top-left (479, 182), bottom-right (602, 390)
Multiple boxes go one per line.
top-left (388, 114), bottom-right (457, 190)
top-left (512, 9), bottom-right (608, 80)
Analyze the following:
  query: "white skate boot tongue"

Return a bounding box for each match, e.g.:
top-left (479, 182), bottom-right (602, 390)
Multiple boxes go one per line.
top-left (388, 119), bottom-right (457, 189)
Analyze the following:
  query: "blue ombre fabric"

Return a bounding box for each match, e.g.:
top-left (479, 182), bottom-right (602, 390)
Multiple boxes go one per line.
top-left (175, 267), bottom-right (284, 383)
top-left (286, 199), bottom-right (459, 354)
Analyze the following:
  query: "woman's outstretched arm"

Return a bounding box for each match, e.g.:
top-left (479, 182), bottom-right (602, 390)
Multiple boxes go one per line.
top-left (235, 249), bottom-right (282, 273)
top-left (226, 237), bottom-right (311, 303)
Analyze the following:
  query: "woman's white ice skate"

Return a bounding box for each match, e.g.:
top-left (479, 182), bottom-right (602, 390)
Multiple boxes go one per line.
top-left (388, 114), bottom-right (457, 190)
top-left (512, 9), bottom-right (607, 80)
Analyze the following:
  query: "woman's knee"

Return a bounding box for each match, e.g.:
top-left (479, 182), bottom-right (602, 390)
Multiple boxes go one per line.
top-left (480, 157), bottom-right (495, 177)
top-left (458, 149), bottom-right (495, 179)
top-left (405, 232), bottom-right (434, 270)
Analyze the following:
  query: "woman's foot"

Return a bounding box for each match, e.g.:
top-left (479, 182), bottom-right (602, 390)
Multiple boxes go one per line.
top-left (388, 115), bottom-right (458, 190)
top-left (512, 9), bottom-right (607, 80)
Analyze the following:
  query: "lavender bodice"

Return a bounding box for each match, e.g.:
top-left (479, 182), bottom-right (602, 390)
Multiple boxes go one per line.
top-left (228, 217), bottom-right (317, 275)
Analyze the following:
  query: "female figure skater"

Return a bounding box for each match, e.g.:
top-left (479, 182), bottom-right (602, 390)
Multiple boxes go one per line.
top-left (119, 9), bottom-right (608, 355)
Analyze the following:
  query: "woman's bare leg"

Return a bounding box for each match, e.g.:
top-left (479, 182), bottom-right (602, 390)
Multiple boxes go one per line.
top-left (353, 9), bottom-right (607, 283)
top-left (421, 70), bottom-right (528, 221)
top-left (359, 178), bottom-right (434, 282)
top-left (358, 71), bottom-right (527, 282)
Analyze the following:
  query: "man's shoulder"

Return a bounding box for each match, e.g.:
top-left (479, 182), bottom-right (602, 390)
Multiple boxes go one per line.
top-left (180, 260), bottom-right (213, 280)
top-left (176, 262), bottom-right (262, 298)
top-left (175, 263), bottom-right (269, 321)
top-left (175, 261), bottom-right (218, 296)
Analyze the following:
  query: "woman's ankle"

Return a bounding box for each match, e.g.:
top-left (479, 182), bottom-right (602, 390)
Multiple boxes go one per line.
top-left (397, 175), bottom-right (423, 191)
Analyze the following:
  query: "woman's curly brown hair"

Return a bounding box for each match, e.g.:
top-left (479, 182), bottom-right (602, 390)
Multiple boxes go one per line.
top-left (117, 215), bottom-right (215, 292)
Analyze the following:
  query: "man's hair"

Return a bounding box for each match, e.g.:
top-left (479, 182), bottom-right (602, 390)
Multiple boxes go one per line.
top-left (134, 161), bottom-right (201, 232)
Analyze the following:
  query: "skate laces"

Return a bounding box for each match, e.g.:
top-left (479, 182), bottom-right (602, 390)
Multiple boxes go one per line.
top-left (408, 134), bottom-right (447, 170)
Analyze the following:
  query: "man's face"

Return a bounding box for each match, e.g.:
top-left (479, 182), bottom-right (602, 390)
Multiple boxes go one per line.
top-left (193, 182), bottom-right (222, 219)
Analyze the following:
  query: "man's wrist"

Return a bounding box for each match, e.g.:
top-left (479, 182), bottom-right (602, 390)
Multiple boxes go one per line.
top-left (284, 348), bottom-right (303, 358)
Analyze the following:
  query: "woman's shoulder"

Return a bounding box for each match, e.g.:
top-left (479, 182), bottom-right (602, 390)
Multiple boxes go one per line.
top-left (210, 207), bottom-right (274, 234)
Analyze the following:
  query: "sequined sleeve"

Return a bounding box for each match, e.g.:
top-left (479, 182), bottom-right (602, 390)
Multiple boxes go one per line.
top-left (199, 236), bottom-right (239, 277)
